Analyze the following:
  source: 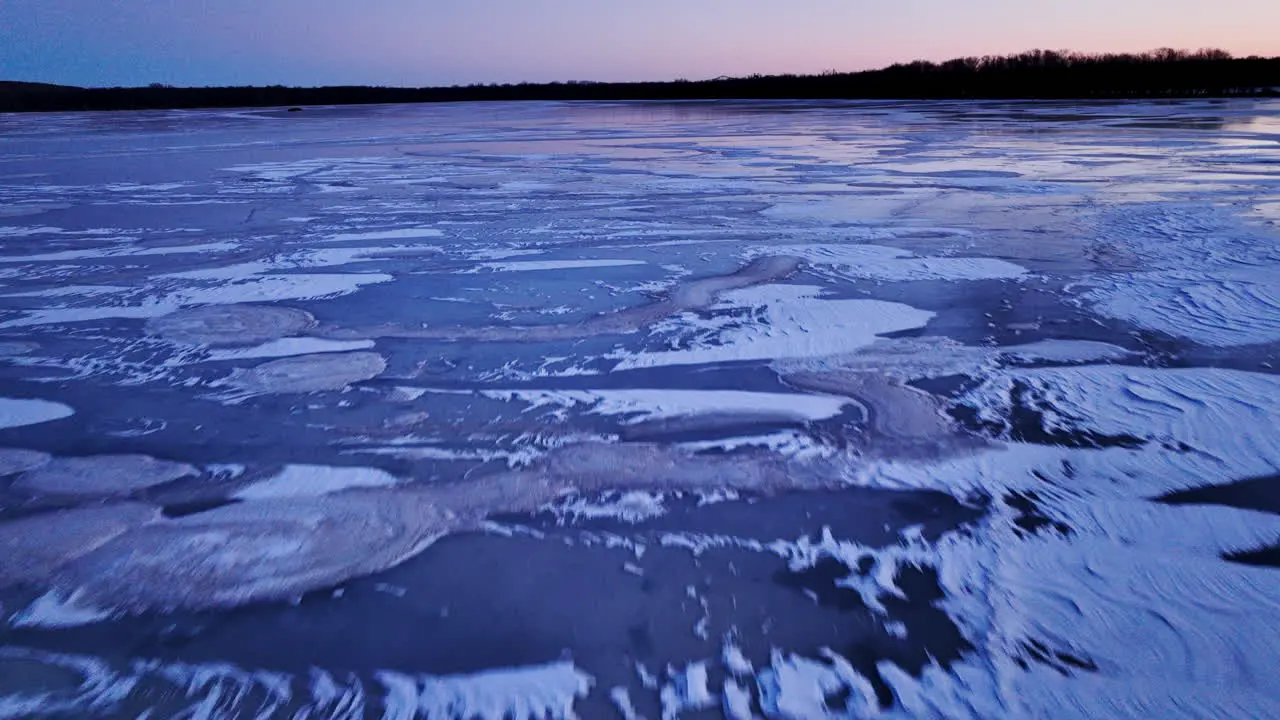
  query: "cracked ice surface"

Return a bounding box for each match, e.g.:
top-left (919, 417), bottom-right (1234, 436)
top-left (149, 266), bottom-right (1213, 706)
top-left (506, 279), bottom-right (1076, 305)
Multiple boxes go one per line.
top-left (1, 99), bottom-right (1279, 718)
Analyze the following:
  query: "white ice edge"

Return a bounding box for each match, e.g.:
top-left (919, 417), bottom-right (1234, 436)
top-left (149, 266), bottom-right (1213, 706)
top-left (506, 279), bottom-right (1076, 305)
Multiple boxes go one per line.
top-left (205, 338), bottom-right (376, 361)
top-left (323, 227), bottom-right (445, 242)
top-left (480, 387), bottom-right (853, 424)
top-left (461, 259), bottom-right (647, 273)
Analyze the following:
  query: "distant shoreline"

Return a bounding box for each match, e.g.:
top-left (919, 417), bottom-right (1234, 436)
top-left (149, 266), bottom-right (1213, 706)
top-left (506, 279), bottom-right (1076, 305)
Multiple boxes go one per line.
top-left (4, 49), bottom-right (1279, 113)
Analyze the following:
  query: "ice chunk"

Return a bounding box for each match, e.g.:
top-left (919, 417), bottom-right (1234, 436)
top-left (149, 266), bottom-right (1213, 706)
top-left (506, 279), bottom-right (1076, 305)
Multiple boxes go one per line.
top-left (226, 351), bottom-right (386, 394)
top-left (49, 490), bottom-right (456, 614)
top-left (0, 448), bottom-right (51, 476)
top-left (13, 455), bottom-right (196, 497)
top-left (146, 304), bottom-right (316, 346)
top-left (0, 503), bottom-right (160, 588)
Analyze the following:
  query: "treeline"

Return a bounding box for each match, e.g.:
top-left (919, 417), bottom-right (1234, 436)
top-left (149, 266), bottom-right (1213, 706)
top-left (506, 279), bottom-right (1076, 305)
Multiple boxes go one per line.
top-left (3, 49), bottom-right (1278, 113)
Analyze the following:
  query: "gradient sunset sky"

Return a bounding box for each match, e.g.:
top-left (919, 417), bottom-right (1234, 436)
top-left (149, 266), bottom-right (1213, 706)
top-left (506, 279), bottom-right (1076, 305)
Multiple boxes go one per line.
top-left (4, 0), bottom-right (1278, 88)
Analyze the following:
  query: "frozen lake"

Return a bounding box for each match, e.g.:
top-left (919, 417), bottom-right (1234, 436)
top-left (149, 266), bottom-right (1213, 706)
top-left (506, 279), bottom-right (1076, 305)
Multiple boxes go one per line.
top-left (1, 99), bottom-right (1279, 718)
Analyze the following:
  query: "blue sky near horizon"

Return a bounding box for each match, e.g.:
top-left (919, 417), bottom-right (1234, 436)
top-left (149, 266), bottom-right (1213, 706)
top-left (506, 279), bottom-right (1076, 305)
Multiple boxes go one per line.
top-left (3, 0), bottom-right (1278, 87)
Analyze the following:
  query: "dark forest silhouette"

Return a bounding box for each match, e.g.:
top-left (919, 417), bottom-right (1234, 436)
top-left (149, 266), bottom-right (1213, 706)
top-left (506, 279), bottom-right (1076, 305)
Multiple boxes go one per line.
top-left (3, 49), bottom-right (1278, 113)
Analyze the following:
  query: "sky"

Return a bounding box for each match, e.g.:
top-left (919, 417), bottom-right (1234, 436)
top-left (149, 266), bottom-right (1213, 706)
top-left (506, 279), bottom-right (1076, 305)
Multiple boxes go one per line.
top-left (3, 0), bottom-right (1278, 88)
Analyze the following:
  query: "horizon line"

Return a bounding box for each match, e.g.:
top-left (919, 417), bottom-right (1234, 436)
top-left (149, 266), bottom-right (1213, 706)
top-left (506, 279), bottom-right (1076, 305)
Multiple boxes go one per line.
top-left (9, 46), bottom-right (1278, 91)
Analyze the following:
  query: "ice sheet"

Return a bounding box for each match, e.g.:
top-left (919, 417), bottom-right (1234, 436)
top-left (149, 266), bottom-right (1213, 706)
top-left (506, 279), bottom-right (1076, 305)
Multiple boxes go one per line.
top-left (2, 99), bottom-right (1279, 719)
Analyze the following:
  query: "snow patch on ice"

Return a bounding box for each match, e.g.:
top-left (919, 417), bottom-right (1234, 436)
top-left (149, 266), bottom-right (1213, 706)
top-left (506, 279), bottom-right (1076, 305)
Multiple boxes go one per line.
top-left (757, 650), bottom-right (880, 719)
top-left (205, 337), bottom-right (375, 361)
top-left (0, 398), bottom-right (73, 429)
top-left (679, 430), bottom-right (832, 458)
top-left (660, 662), bottom-right (715, 720)
top-left (610, 687), bottom-right (644, 720)
top-left (323, 227), bottom-right (444, 242)
top-left (10, 590), bottom-right (113, 629)
top-left (547, 491), bottom-right (667, 524)
top-left (613, 285), bottom-right (934, 370)
top-left (378, 661), bottom-right (593, 720)
top-left (0, 647), bottom-right (591, 720)
top-left (233, 465), bottom-right (400, 500)
top-left (755, 243), bottom-right (1027, 282)
top-left (1084, 267), bottom-right (1280, 346)
top-left (824, 365), bottom-right (1280, 717)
